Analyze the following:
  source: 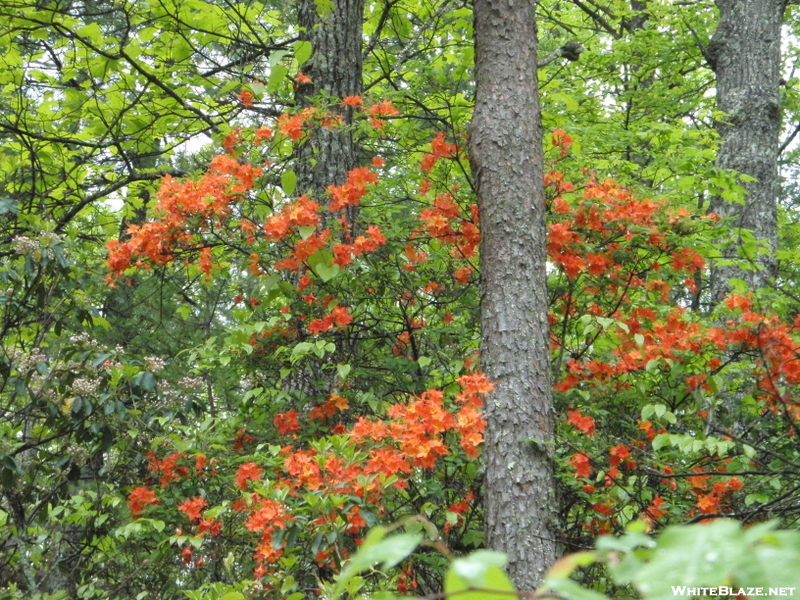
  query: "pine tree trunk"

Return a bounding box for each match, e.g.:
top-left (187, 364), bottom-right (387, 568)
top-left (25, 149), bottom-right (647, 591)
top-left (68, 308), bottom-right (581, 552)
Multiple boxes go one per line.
top-left (708, 0), bottom-right (784, 299)
top-left (295, 0), bottom-right (363, 200)
top-left (469, 0), bottom-right (558, 588)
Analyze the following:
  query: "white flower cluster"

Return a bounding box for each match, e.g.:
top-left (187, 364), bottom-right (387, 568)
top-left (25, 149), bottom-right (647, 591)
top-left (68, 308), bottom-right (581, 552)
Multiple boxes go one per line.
top-left (8, 347), bottom-right (48, 371)
top-left (144, 356), bottom-right (166, 372)
top-left (178, 376), bottom-right (205, 391)
top-left (68, 333), bottom-right (103, 351)
top-left (12, 232), bottom-right (63, 257)
top-left (71, 377), bottom-right (100, 396)
top-left (12, 236), bottom-right (38, 255)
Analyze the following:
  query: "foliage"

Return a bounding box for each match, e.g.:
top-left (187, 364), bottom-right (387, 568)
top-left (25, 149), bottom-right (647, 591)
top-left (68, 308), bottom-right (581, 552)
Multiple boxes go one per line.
top-left (269, 518), bottom-right (800, 600)
top-left (4, 0), bottom-right (800, 598)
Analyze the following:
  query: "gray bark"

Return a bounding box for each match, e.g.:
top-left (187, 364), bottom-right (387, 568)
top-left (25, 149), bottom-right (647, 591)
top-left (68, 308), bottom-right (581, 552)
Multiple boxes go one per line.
top-left (296, 0), bottom-right (363, 199)
top-left (469, 0), bottom-right (558, 588)
top-left (708, 0), bottom-right (784, 299)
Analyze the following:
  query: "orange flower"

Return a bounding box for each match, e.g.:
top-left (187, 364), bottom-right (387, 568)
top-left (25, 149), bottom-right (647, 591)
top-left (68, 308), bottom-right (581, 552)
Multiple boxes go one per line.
top-left (197, 518), bottom-right (222, 537)
top-left (198, 247), bottom-right (213, 278)
top-left (308, 316), bottom-right (334, 335)
top-left (254, 538), bottom-right (283, 563)
top-left (149, 452), bottom-right (189, 488)
top-left (274, 410), bottom-right (301, 435)
top-left (643, 495), bottom-right (667, 523)
top-left (368, 100), bottom-right (399, 116)
top-left (342, 95), bottom-right (363, 107)
top-left (725, 293), bottom-right (751, 312)
top-left (454, 267), bottom-right (473, 284)
top-left (331, 305), bottom-right (352, 326)
top-left (178, 496), bottom-right (208, 521)
top-left (263, 194), bottom-right (321, 241)
top-left (695, 491), bottom-right (721, 514)
top-left (551, 129), bottom-right (573, 155)
top-left (566, 409), bottom-right (595, 436)
top-left (608, 444), bottom-right (631, 467)
top-left (329, 393), bottom-right (349, 411)
top-left (638, 418), bottom-right (654, 435)
top-left (194, 454), bottom-right (207, 474)
top-left (345, 505), bottom-right (367, 533)
top-left (254, 126), bottom-right (274, 144)
top-left (420, 131), bottom-right (457, 173)
top-left (128, 486), bottom-right (159, 518)
top-left (568, 453), bottom-right (592, 479)
top-left (235, 462), bottom-right (263, 490)
top-left (238, 89), bottom-right (254, 107)
top-left (245, 498), bottom-right (290, 533)
top-left (726, 477), bottom-right (743, 492)
top-left (593, 502), bottom-right (613, 516)
top-left (328, 165), bottom-right (379, 211)
top-left (278, 112), bottom-right (308, 141)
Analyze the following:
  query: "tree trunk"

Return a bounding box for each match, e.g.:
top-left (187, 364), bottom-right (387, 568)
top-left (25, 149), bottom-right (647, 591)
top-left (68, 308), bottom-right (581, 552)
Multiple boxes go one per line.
top-left (708, 0), bottom-right (784, 299)
top-left (469, 0), bottom-right (558, 589)
top-left (295, 0), bottom-right (363, 200)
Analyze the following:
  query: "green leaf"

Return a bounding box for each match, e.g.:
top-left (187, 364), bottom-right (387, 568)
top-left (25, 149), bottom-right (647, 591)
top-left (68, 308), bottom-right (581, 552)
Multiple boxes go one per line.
top-left (333, 528), bottom-right (422, 599)
top-left (545, 578), bottom-right (610, 600)
top-left (290, 342), bottom-right (313, 363)
top-left (314, 0), bottom-right (334, 17)
top-left (445, 551), bottom-right (514, 600)
top-left (737, 529), bottom-right (800, 588)
top-left (0, 198), bottom-right (18, 214)
top-left (220, 593), bottom-right (245, 600)
top-left (336, 364), bottom-right (351, 380)
top-left (545, 551), bottom-right (598, 580)
top-left (452, 551), bottom-right (507, 579)
top-left (627, 520), bottom-right (747, 600)
top-left (651, 433), bottom-right (671, 451)
top-left (281, 170), bottom-right (297, 196)
top-left (267, 64), bottom-right (289, 93)
top-left (298, 225), bottom-right (316, 239)
top-left (134, 371), bottom-right (156, 392)
top-left (294, 40), bottom-right (312, 66)
top-left (308, 250), bottom-right (340, 282)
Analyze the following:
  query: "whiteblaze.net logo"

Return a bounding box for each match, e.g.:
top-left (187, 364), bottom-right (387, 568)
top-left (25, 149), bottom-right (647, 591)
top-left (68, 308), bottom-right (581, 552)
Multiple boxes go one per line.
top-left (671, 588), bottom-right (796, 597)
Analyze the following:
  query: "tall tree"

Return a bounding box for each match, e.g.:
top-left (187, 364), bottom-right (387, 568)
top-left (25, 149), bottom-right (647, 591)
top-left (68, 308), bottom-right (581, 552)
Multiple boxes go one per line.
top-left (295, 0), bottom-right (364, 198)
top-left (470, 0), bottom-right (558, 588)
top-left (708, 0), bottom-right (785, 299)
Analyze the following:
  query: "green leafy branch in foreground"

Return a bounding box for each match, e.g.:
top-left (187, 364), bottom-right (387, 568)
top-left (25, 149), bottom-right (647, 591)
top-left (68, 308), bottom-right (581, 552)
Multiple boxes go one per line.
top-left (323, 518), bottom-right (800, 600)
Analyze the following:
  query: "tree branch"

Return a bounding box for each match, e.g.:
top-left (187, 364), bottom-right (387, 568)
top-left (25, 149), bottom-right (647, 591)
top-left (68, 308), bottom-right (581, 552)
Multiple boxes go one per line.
top-left (538, 40), bottom-right (585, 68)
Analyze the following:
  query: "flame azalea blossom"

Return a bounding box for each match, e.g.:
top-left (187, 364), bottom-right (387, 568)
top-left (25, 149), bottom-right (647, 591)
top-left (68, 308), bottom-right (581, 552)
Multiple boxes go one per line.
top-left (235, 462), bottom-right (263, 490)
top-left (566, 409), bottom-right (595, 436)
top-left (178, 496), bottom-right (208, 521)
top-left (127, 486), bottom-right (159, 518)
top-left (274, 410), bottom-right (301, 435)
top-left (568, 453), bottom-right (592, 479)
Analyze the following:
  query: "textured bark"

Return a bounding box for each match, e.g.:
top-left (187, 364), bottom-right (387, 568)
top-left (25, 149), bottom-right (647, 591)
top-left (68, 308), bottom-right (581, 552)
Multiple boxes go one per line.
top-left (469, 0), bottom-right (558, 588)
top-left (296, 0), bottom-right (363, 199)
top-left (708, 0), bottom-right (784, 299)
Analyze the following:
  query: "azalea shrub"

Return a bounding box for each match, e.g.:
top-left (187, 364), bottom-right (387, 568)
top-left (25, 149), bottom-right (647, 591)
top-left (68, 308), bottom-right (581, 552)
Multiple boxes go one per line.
top-left (107, 94), bottom-right (488, 594)
top-left (127, 373), bottom-right (489, 594)
top-left (106, 97), bottom-right (800, 597)
top-left (545, 135), bottom-right (800, 547)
